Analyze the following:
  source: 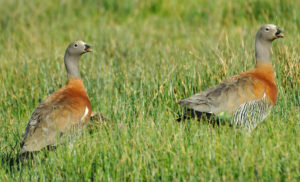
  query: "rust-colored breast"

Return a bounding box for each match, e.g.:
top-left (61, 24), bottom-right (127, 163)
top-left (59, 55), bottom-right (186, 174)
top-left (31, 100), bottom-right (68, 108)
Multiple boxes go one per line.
top-left (239, 62), bottom-right (277, 105)
top-left (63, 78), bottom-right (92, 123)
top-left (21, 78), bottom-right (92, 152)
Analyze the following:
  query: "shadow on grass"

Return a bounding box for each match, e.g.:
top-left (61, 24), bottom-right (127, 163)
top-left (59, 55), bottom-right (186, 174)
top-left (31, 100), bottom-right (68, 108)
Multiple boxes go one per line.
top-left (1, 144), bottom-right (27, 173)
top-left (0, 144), bottom-right (57, 173)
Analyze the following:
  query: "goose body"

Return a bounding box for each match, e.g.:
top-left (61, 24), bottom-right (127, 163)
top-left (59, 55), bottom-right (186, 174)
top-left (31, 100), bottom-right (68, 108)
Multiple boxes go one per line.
top-left (21, 41), bottom-right (93, 153)
top-left (178, 24), bottom-right (284, 131)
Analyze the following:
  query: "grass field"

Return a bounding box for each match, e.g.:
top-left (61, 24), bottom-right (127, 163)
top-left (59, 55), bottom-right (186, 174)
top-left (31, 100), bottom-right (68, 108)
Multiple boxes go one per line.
top-left (0, 0), bottom-right (299, 181)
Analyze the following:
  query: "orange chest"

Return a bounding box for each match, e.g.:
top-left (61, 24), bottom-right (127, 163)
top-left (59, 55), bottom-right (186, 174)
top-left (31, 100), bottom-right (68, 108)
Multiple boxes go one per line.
top-left (250, 66), bottom-right (277, 105)
top-left (63, 78), bottom-right (92, 116)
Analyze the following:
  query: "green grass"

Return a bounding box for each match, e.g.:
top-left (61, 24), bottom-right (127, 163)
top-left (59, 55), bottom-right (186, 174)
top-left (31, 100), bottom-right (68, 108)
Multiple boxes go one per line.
top-left (0, 0), bottom-right (299, 181)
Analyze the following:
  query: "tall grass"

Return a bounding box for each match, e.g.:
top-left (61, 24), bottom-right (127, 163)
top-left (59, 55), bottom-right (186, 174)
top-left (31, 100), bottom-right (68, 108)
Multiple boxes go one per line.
top-left (0, 0), bottom-right (299, 181)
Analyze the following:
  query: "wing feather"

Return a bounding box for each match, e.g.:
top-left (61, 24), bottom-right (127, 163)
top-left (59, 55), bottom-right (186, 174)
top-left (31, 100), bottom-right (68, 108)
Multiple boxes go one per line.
top-left (178, 75), bottom-right (264, 114)
top-left (21, 90), bottom-right (88, 153)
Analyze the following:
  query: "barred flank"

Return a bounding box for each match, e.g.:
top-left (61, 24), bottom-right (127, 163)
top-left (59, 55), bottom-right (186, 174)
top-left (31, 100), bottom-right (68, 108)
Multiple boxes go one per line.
top-left (233, 94), bottom-right (272, 131)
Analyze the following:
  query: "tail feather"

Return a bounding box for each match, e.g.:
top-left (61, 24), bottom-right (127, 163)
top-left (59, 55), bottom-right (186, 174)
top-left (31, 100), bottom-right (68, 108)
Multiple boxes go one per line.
top-left (177, 108), bottom-right (220, 126)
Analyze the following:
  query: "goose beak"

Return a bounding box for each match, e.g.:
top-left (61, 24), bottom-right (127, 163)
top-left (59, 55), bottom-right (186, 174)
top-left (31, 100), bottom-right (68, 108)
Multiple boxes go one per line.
top-left (275, 28), bottom-right (284, 38)
top-left (84, 44), bottom-right (93, 52)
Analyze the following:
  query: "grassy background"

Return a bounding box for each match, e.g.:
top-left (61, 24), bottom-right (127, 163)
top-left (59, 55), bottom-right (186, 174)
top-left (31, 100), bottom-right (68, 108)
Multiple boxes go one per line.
top-left (0, 0), bottom-right (299, 181)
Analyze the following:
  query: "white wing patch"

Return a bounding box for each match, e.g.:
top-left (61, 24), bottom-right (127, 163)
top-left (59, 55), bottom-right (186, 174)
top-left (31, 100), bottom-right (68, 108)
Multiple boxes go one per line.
top-left (81, 106), bottom-right (89, 121)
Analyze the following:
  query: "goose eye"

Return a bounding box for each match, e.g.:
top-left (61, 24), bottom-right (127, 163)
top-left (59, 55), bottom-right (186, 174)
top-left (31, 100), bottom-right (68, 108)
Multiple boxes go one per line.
top-left (265, 27), bottom-right (270, 31)
top-left (74, 44), bottom-right (78, 48)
